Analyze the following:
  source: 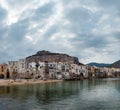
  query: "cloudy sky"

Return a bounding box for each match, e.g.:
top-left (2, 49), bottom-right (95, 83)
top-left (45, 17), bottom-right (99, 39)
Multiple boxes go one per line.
top-left (0, 0), bottom-right (120, 64)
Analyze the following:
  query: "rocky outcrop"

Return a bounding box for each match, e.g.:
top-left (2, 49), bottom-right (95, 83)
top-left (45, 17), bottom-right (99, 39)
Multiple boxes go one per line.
top-left (26, 50), bottom-right (80, 64)
top-left (110, 60), bottom-right (120, 68)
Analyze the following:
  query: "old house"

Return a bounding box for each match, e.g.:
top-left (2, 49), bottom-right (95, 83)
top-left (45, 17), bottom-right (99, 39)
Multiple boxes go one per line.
top-left (0, 64), bottom-right (9, 79)
top-left (8, 59), bottom-right (27, 79)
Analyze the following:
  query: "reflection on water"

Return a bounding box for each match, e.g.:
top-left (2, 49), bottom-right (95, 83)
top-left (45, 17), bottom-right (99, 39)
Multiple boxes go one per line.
top-left (0, 78), bottom-right (120, 110)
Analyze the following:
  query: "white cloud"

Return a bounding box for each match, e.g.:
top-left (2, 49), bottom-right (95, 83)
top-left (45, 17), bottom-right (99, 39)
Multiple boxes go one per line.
top-left (25, 35), bottom-right (33, 42)
top-left (0, 0), bottom-right (120, 64)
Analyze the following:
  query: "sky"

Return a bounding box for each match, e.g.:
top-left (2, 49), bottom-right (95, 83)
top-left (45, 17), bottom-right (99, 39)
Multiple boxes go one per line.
top-left (0, 0), bottom-right (120, 64)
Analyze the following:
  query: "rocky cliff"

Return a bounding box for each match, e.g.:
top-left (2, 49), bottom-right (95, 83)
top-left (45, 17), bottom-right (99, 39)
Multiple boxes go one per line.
top-left (110, 60), bottom-right (120, 68)
top-left (26, 50), bottom-right (80, 64)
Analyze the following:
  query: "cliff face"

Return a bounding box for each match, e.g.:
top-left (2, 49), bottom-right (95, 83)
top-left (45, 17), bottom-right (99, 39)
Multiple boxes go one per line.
top-left (111, 60), bottom-right (120, 68)
top-left (26, 50), bottom-right (80, 64)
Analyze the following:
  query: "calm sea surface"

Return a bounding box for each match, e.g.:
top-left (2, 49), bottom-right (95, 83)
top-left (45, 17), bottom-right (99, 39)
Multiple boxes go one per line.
top-left (0, 78), bottom-right (120, 110)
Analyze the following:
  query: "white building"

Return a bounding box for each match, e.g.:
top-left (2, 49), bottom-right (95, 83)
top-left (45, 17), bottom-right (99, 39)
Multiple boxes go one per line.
top-left (8, 59), bottom-right (26, 78)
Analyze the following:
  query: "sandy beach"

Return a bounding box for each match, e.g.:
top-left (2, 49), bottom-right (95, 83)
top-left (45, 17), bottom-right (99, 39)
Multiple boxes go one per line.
top-left (0, 79), bottom-right (63, 86)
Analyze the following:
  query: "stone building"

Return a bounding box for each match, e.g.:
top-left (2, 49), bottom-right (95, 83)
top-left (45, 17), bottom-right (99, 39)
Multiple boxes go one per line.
top-left (17, 59), bottom-right (27, 78)
top-left (69, 64), bottom-right (88, 79)
top-left (26, 61), bottom-right (72, 79)
top-left (88, 66), bottom-right (96, 78)
top-left (0, 64), bottom-right (9, 79)
top-left (57, 62), bottom-right (70, 79)
top-left (8, 61), bottom-right (19, 79)
top-left (8, 59), bottom-right (27, 79)
top-left (27, 61), bottom-right (45, 79)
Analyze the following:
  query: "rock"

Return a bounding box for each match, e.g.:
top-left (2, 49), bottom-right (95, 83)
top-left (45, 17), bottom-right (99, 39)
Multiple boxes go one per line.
top-left (110, 60), bottom-right (120, 68)
top-left (26, 50), bottom-right (80, 64)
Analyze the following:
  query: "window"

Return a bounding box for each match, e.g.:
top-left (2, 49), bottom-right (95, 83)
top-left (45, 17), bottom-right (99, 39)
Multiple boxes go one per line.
top-left (22, 64), bottom-right (24, 68)
top-left (62, 66), bottom-right (65, 72)
top-left (1, 66), bottom-right (3, 72)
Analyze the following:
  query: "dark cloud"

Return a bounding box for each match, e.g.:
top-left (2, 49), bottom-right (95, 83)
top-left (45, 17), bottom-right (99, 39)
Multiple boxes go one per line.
top-left (0, 6), bottom-right (7, 21)
top-left (5, 0), bottom-right (30, 7)
top-left (113, 32), bottom-right (120, 41)
top-left (69, 33), bottom-right (108, 50)
top-left (97, 0), bottom-right (120, 17)
top-left (31, 2), bottom-right (55, 21)
top-left (0, 7), bottom-right (8, 41)
top-left (65, 7), bottom-right (91, 32)
top-left (7, 19), bottom-right (29, 42)
top-left (43, 25), bottom-right (61, 39)
top-left (97, 0), bottom-right (120, 9)
top-left (66, 8), bottom-right (90, 23)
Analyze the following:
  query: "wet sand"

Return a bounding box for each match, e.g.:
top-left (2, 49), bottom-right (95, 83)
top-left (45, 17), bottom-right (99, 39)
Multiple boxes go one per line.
top-left (0, 79), bottom-right (63, 86)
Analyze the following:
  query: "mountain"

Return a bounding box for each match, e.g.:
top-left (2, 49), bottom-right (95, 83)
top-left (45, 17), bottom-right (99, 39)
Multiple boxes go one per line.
top-left (26, 50), bottom-right (80, 64)
top-left (110, 60), bottom-right (120, 68)
top-left (87, 62), bottom-right (111, 67)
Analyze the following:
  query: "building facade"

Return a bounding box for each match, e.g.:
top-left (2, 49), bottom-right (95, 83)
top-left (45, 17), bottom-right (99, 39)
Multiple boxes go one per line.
top-left (0, 64), bottom-right (9, 79)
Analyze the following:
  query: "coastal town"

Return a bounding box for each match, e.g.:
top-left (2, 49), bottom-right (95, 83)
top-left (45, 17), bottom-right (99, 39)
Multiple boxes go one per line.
top-left (0, 51), bottom-right (120, 84)
top-left (0, 0), bottom-right (120, 109)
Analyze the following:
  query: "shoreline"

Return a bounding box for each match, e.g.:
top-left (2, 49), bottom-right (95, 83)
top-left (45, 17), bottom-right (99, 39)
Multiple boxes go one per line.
top-left (0, 77), bottom-right (120, 86)
top-left (0, 79), bottom-right (63, 86)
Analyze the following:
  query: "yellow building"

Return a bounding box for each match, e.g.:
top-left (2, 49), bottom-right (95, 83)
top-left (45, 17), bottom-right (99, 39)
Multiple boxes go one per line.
top-left (0, 64), bottom-right (10, 79)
